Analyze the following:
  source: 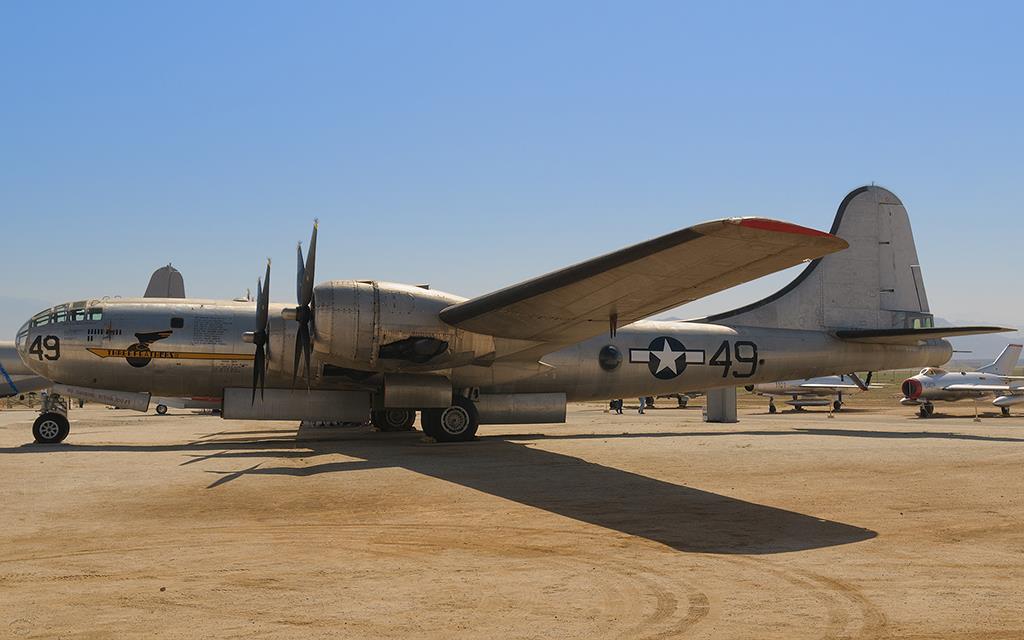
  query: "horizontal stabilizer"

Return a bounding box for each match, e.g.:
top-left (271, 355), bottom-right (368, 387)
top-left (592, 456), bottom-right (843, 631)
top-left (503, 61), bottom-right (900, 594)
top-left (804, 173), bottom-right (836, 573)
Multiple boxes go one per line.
top-left (834, 326), bottom-right (1014, 345)
top-left (441, 218), bottom-right (846, 343)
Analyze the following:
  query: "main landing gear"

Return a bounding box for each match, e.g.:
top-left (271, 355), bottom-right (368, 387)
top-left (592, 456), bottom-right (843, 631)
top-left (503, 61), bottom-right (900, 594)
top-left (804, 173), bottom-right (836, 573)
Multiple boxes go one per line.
top-left (370, 408), bottom-right (417, 432)
top-left (833, 400), bottom-right (843, 412)
top-left (32, 392), bottom-right (70, 444)
top-left (768, 400), bottom-right (777, 414)
top-left (421, 396), bottom-right (479, 443)
top-left (155, 404), bottom-right (168, 416)
top-left (918, 403), bottom-right (935, 418)
top-left (1002, 406), bottom-right (1011, 417)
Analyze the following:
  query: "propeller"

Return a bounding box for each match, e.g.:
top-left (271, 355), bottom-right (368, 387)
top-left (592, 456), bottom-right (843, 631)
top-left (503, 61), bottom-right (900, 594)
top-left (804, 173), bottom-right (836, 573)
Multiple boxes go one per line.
top-left (242, 259), bottom-right (271, 403)
top-left (284, 221), bottom-right (318, 387)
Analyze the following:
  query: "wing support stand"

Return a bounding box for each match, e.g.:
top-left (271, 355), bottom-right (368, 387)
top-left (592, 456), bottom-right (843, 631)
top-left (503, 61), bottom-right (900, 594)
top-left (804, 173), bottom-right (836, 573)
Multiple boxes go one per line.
top-left (609, 313), bottom-right (618, 338)
top-left (703, 387), bottom-right (738, 423)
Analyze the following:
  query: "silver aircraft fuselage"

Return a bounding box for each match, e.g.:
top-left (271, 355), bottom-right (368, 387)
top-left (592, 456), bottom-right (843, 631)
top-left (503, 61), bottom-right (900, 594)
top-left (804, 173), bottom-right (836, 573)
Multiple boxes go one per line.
top-left (16, 295), bottom-right (952, 403)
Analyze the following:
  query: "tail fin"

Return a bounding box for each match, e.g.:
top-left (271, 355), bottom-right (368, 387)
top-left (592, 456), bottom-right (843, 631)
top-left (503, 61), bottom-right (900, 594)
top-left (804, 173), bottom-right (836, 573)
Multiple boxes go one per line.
top-left (144, 264), bottom-right (186, 298)
top-left (698, 186), bottom-right (933, 331)
top-left (976, 344), bottom-right (1022, 375)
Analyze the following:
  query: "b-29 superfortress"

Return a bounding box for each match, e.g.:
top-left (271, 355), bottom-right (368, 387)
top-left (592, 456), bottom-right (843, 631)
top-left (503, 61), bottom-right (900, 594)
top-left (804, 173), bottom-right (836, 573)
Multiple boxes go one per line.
top-left (13, 186), bottom-right (1011, 443)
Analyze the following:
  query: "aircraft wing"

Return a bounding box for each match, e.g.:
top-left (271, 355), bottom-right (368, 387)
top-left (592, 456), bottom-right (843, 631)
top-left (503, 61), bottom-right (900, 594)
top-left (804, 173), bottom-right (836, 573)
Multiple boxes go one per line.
top-left (798, 383), bottom-right (863, 389)
top-left (440, 218), bottom-right (846, 343)
top-left (835, 326), bottom-right (1014, 345)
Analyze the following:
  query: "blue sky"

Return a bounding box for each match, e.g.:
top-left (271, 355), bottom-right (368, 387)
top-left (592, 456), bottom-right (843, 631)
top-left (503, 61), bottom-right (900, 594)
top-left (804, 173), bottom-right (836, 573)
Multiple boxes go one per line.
top-left (1, 1), bottom-right (1021, 350)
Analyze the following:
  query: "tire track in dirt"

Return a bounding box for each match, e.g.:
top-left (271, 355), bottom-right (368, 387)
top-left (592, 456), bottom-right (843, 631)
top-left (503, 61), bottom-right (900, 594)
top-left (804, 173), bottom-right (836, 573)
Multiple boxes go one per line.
top-left (728, 556), bottom-right (887, 639)
top-left (1, 522), bottom-right (712, 639)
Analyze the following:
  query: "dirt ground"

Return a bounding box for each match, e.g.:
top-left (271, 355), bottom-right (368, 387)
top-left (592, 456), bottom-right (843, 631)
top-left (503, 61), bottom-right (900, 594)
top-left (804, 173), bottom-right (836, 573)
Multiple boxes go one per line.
top-left (1, 397), bottom-right (1022, 639)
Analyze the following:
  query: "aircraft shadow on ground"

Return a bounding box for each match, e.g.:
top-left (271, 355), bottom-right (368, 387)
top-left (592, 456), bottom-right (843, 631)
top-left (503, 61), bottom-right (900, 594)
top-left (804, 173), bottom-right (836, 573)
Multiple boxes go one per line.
top-left (6, 421), bottom-right (1024, 553)
top-left (2, 423), bottom-right (1020, 557)
top-left (193, 426), bottom-right (879, 556)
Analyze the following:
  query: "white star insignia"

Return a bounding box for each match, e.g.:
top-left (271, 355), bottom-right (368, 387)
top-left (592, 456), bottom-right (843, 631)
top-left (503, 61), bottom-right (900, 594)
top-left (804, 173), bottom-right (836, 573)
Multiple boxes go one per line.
top-left (650, 339), bottom-right (682, 374)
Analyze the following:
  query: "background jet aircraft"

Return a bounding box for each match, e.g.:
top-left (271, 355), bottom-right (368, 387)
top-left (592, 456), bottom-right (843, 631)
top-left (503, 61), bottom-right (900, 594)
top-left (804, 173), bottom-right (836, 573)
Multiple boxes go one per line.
top-left (745, 373), bottom-right (878, 413)
top-left (0, 341), bottom-right (49, 398)
top-left (900, 344), bottom-right (1023, 417)
top-left (14, 186), bottom-right (1013, 444)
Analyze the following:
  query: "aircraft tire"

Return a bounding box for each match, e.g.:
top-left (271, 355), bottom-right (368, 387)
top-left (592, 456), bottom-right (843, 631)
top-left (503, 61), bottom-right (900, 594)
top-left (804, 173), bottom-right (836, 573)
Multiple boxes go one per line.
top-left (769, 403), bottom-right (777, 414)
top-left (833, 400), bottom-right (843, 412)
top-left (155, 404), bottom-right (168, 416)
top-left (33, 412), bottom-right (69, 444)
top-left (421, 398), bottom-right (479, 442)
top-left (1002, 406), bottom-right (1011, 417)
top-left (371, 409), bottom-right (416, 431)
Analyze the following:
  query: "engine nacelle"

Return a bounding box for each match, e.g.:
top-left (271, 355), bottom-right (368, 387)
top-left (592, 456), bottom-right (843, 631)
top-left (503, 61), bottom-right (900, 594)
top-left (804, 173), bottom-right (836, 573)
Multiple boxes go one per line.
top-left (313, 281), bottom-right (494, 372)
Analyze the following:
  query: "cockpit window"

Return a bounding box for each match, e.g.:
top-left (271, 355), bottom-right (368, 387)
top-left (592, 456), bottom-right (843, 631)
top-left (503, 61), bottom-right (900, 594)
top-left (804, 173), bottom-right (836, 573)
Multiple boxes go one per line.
top-left (53, 309), bottom-right (68, 323)
top-left (86, 308), bottom-right (103, 321)
top-left (920, 368), bottom-right (946, 376)
top-left (16, 323), bottom-right (28, 349)
top-left (71, 309), bottom-right (87, 322)
top-left (30, 310), bottom-right (51, 326)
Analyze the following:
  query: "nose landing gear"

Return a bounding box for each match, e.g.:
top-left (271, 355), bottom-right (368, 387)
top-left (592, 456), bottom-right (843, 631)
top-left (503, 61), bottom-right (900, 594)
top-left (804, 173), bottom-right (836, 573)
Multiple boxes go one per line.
top-left (32, 392), bottom-right (70, 444)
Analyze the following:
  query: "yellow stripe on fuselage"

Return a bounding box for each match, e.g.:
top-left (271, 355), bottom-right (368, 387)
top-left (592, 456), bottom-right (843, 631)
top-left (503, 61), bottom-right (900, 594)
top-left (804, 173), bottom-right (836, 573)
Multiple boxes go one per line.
top-left (86, 348), bottom-right (254, 361)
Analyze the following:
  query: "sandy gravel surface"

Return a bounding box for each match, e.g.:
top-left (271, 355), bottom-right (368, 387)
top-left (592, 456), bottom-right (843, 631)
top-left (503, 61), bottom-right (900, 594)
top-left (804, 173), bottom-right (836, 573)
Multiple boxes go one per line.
top-left (1, 400), bottom-right (1022, 639)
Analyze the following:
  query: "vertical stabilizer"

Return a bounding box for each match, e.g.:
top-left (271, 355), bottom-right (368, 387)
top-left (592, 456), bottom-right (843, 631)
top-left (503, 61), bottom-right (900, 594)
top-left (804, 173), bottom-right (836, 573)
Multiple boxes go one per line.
top-left (976, 344), bottom-right (1022, 375)
top-left (696, 186), bottom-right (933, 331)
top-left (144, 265), bottom-right (186, 298)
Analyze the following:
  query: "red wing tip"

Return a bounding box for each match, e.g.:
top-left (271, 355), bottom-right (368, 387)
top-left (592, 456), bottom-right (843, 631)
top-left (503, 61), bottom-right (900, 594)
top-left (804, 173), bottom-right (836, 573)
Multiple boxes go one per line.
top-left (737, 218), bottom-right (835, 238)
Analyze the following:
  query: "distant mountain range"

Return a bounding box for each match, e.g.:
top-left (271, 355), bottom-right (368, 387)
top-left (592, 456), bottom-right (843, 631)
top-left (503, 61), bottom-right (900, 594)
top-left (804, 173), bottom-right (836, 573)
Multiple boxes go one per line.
top-left (937, 317), bottom-right (1022, 365)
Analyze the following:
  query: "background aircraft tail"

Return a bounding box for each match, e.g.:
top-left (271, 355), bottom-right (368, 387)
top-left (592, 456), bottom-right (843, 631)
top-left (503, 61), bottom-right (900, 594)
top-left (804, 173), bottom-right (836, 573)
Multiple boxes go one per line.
top-left (697, 185), bottom-right (934, 332)
top-left (144, 264), bottom-right (186, 298)
top-left (976, 344), bottom-right (1022, 375)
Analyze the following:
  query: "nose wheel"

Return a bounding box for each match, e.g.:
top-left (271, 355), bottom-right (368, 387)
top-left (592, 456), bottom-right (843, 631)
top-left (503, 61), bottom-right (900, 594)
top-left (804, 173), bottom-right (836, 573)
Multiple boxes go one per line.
top-left (33, 412), bottom-right (69, 444)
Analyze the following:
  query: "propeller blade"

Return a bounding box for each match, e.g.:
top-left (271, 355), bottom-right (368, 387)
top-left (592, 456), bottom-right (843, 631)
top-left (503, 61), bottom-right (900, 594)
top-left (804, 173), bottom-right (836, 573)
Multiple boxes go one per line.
top-left (251, 346), bottom-right (264, 404)
top-left (257, 259), bottom-right (271, 330)
top-left (258, 349), bottom-right (266, 399)
top-left (299, 221), bottom-right (317, 307)
top-left (302, 322), bottom-right (312, 385)
top-left (292, 326), bottom-right (303, 388)
top-left (295, 243), bottom-right (305, 305)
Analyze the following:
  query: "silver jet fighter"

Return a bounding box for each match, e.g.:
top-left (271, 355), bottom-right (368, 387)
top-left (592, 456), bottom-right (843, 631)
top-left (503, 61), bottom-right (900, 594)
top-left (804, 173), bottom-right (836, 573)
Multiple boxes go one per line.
top-left (900, 344), bottom-right (1023, 417)
top-left (16, 186), bottom-right (1013, 444)
top-left (745, 373), bottom-right (877, 413)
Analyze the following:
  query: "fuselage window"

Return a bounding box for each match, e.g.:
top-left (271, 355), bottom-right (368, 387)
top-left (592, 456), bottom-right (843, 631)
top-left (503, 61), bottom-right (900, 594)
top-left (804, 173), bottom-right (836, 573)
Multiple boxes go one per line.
top-left (170, 317), bottom-right (184, 328)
